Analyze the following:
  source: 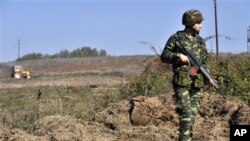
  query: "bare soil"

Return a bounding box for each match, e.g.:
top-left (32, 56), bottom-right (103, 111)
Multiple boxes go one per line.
top-left (0, 56), bottom-right (249, 141)
top-left (0, 92), bottom-right (249, 141)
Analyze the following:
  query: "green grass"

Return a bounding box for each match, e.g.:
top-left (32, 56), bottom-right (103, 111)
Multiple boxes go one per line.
top-left (0, 85), bottom-right (120, 132)
top-left (0, 90), bottom-right (36, 112)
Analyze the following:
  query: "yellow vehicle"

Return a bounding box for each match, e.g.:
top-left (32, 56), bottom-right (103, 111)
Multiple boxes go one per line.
top-left (11, 65), bottom-right (31, 79)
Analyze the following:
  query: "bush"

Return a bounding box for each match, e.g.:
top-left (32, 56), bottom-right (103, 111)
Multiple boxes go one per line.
top-left (119, 57), bottom-right (172, 99)
top-left (119, 54), bottom-right (250, 103)
top-left (208, 54), bottom-right (250, 102)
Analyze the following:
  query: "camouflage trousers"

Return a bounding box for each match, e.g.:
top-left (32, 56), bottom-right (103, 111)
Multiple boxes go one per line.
top-left (173, 85), bottom-right (202, 141)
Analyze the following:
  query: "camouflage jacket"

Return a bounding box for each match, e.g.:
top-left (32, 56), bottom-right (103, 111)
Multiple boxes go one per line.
top-left (160, 30), bottom-right (208, 87)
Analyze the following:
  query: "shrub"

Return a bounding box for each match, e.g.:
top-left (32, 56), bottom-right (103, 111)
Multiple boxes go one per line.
top-left (119, 57), bottom-right (172, 99)
top-left (119, 54), bottom-right (250, 103)
top-left (208, 54), bottom-right (250, 102)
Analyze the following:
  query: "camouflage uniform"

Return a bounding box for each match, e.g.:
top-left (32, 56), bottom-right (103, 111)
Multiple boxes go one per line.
top-left (160, 10), bottom-right (208, 141)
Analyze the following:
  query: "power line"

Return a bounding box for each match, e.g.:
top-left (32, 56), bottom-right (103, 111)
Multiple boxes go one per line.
top-left (204, 35), bottom-right (233, 53)
top-left (204, 35), bottom-right (233, 42)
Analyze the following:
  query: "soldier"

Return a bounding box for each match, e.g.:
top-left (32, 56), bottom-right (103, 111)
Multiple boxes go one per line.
top-left (160, 9), bottom-right (208, 141)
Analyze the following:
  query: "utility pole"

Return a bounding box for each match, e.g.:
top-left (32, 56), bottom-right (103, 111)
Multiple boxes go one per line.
top-left (247, 26), bottom-right (250, 54)
top-left (18, 39), bottom-right (21, 60)
top-left (213, 0), bottom-right (219, 62)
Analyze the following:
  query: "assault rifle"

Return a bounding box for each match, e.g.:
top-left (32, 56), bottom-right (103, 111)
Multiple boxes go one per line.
top-left (175, 37), bottom-right (225, 97)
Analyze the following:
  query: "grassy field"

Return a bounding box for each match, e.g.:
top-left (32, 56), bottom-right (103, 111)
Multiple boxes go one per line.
top-left (0, 55), bottom-right (152, 132)
top-left (0, 55), bottom-right (249, 141)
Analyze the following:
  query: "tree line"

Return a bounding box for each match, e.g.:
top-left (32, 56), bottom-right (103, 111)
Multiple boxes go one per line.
top-left (17, 47), bottom-right (107, 61)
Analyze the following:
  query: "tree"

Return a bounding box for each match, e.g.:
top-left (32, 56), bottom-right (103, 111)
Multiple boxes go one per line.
top-left (17, 47), bottom-right (108, 60)
top-left (59, 49), bottom-right (70, 58)
top-left (99, 49), bottom-right (107, 56)
top-left (17, 53), bottom-right (43, 61)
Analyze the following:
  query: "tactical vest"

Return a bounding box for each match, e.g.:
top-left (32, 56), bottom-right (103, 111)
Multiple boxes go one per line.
top-left (172, 31), bottom-right (207, 71)
top-left (172, 31), bottom-right (208, 87)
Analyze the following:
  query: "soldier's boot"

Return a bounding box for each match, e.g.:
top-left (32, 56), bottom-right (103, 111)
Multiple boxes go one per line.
top-left (178, 130), bottom-right (192, 141)
top-left (179, 119), bottom-right (193, 141)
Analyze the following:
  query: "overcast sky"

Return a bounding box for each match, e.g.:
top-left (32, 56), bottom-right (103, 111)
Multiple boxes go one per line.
top-left (1, 0), bottom-right (250, 62)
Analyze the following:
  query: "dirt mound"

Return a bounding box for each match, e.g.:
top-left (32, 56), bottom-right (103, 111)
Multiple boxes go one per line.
top-left (93, 98), bottom-right (178, 141)
top-left (93, 92), bottom-right (250, 141)
top-left (0, 125), bottom-right (45, 141)
top-left (0, 92), bottom-right (249, 141)
top-left (193, 93), bottom-right (250, 141)
top-left (129, 95), bottom-right (178, 126)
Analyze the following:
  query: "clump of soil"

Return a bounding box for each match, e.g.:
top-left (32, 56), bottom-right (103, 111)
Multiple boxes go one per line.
top-left (0, 125), bottom-right (45, 141)
top-left (0, 92), bottom-right (249, 141)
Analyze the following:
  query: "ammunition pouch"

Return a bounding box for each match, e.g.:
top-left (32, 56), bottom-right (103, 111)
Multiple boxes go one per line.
top-left (174, 71), bottom-right (192, 86)
top-left (194, 73), bottom-right (204, 88)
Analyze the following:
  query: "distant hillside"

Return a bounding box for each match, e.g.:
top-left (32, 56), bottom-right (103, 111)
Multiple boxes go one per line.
top-left (16, 46), bottom-right (108, 61)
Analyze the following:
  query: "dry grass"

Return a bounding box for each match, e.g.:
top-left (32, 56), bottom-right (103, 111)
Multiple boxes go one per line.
top-left (0, 56), bottom-right (150, 132)
top-left (0, 55), bottom-right (249, 141)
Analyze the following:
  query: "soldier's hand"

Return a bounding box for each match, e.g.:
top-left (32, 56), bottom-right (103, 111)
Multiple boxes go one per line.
top-left (209, 79), bottom-right (217, 86)
top-left (179, 54), bottom-right (190, 66)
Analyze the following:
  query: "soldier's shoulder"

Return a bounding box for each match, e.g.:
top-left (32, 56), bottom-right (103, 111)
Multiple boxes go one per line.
top-left (197, 35), bottom-right (206, 43)
top-left (197, 35), bottom-right (204, 40)
top-left (168, 31), bottom-right (185, 40)
top-left (175, 30), bottom-right (185, 36)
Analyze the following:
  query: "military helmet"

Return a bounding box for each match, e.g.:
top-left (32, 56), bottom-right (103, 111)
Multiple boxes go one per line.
top-left (182, 9), bottom-right (204, 26)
